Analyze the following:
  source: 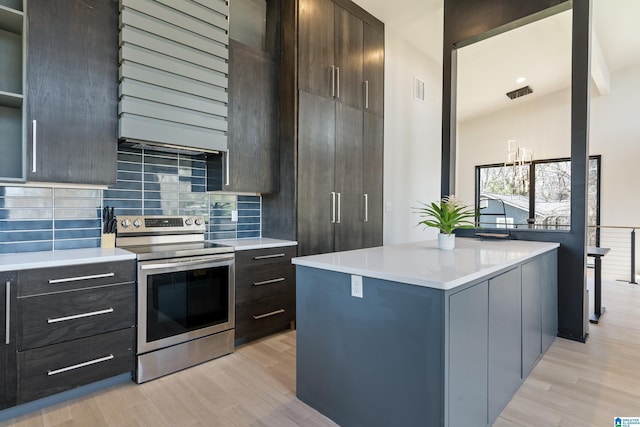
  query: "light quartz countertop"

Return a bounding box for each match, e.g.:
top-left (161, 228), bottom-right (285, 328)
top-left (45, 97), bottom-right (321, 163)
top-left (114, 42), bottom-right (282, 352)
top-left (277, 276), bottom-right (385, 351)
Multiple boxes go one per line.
top-left (211, 237), bottom-right (297, 251)
top-left (0, 247), bottom-right (136, 272)
top-left (292, 238), bottom-right (559, 290)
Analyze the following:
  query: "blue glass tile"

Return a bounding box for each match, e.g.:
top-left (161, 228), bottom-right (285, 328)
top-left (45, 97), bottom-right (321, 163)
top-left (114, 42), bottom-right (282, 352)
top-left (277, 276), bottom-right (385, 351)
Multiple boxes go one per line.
top-left (237, 216), bottom-right (259, 225)
top-left (144, 154), bottom-right (179, 167)
top-left (143, 208), bottom-right (179, 216)
top-left (209, 224), bottom-right (236, 233)
top-left (237, 202), bottom-right (260, 210)
top-left (113, 208), bottom-right (143, 216)
top-left (118, 146), bottom-right (142, 156)
top-left (211, 209), bottom-right (233, 218)
top-left (117, 161), bottom-right (143, 172)
top-left (54, 188), bottom-right (101, 199)
top-left (0, 241), bottom-right (52, 254)
top-left (237, 224), bottom-right (260, 231)
top-left (101, 199), bottom-right (143, 210)
top-left (144, 200), bottom-right (179, 210)
top-left (54, 198), bottom-right (101, 209)
top-left (55, 219), bottom-right (101, 229)
top-left (102, 189), bottom-right (142, 200)
top-left (54, 209), bottom-right (100, 220)
top-left (237, 230), bottom-right (260, 238)
top-left (108, 180), bottom-right (142, 191)
top-left (55, 229), bottom-right (101, 240)
top-left (143, 165), bottom-right (179, 176)
top-left (116, 171), bottom-right (143, 182)
top-left (0, 220), bottom-right (53, 231)
top-left (238, 195), bottom-right (260, 203)
top-left (209, 217), bottom-right (235, 225)
top-left (209, 231), bottom-right (236, 240)
top-left (0, 230), bottom-right (53, 243)
top-left (238, 209), bottom-right (260, 217)
top-left (54, 239), bottom-right (100, 250)
top-left (0, 187), bottom-right (52, 197)
top-left (0, 209), bottom-right (53, 220)
top-left (191, 167), bottom-right (206, 177)
top-left (189, 184), bottom-right (206, 193)
top-left (0, 197), bottom-right (53, 208)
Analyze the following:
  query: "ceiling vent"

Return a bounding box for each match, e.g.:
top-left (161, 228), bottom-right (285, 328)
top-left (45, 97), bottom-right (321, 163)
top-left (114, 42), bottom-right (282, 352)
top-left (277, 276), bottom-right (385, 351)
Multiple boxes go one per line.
top-left (506, 85), bottom-right (533, 100)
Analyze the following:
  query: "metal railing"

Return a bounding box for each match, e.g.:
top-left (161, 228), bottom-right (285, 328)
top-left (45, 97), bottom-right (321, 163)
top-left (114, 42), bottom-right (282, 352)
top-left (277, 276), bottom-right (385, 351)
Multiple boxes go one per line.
top-left (588, 225), bottom-right (638, 284)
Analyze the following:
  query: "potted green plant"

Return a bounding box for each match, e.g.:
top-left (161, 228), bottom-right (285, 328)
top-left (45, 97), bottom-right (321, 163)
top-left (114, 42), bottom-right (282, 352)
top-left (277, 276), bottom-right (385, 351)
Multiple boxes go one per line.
top-left (415, 195), bottom-right (477, 250)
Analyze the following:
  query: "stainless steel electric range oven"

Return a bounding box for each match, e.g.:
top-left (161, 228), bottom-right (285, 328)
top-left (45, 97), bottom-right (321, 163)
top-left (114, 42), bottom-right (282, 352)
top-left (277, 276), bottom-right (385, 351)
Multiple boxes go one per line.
top-left (115, 215), bottom-right (235, 383)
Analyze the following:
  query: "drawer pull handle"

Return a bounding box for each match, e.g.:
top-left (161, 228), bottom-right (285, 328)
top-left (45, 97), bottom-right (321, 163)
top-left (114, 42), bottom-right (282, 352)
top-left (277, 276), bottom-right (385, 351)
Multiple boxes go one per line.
top-left (47, 354), bottom-right (114, 376)
top-left (48, 272), bottom-right (115, 284)
top-left (47, 308), bottom-right (114, 324)
top-left (253, 278), bottom-right (286, 286)
top-left (253, 253), bottom-right (285, 260)
top-left (253, 309), bottom-right (285, 320)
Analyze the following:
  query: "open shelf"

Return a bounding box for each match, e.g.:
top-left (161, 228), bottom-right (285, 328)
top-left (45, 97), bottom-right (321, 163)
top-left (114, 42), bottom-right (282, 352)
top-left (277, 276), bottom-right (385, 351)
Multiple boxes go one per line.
top-left (0, 4), bottom-right (23, 35)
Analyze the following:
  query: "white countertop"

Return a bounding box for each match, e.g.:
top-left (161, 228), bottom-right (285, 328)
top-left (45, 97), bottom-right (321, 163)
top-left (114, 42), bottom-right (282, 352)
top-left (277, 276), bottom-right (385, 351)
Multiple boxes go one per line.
top-left (0, 247), bottom-right (136, 272)
top-left (292, 238), bottom-right (559, 290)
top-left (211, 237), bottom-right (297, 251)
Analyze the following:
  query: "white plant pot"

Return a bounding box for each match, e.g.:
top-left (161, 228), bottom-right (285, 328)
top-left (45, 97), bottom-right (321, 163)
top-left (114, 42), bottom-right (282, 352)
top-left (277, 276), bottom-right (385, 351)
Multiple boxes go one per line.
top-left (438, 233), bottom-right (455, 250)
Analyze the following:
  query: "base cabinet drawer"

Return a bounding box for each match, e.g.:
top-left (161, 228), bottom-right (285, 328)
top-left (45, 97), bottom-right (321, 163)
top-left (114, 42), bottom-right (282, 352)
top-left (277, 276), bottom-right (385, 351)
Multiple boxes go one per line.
top-left (19, 284), bottom-right (135, 350)
top-left (236, 293), bottom-right (295, 343)
top-left (17, 328), bottom-right (135, 404)
top-left (236, 266), bottom-right (295, 304)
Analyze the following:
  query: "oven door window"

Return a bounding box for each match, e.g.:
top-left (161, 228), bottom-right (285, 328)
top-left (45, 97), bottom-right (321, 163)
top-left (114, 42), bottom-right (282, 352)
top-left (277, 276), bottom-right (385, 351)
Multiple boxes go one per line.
top-left (146, 266), bottom-right (229, 343)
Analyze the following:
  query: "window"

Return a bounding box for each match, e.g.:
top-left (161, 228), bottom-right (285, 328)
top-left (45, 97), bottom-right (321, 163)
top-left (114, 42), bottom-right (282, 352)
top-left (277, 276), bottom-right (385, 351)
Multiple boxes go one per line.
top-left (475, 156), bottom-right (600, 240)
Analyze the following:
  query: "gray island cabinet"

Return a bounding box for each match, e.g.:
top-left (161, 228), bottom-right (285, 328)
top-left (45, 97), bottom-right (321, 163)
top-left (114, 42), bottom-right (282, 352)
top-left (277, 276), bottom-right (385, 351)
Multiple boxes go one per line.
top-left (292, 238), bottom-right (559, 427)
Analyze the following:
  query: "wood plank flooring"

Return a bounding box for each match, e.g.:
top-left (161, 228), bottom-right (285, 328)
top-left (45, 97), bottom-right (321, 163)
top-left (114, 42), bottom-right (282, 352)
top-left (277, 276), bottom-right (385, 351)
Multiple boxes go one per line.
top-left (2, 278), bottom-right (639, 427)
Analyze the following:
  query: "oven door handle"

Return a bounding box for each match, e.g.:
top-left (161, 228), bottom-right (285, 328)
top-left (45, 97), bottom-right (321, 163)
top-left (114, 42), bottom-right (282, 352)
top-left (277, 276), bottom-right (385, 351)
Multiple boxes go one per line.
top-left (140, 255), bottom-right (234, 270)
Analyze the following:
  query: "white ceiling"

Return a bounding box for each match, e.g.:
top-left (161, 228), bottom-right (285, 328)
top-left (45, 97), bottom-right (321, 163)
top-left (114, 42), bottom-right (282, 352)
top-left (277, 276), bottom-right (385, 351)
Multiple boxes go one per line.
top-left (352, 0), bottom-right (640, 122)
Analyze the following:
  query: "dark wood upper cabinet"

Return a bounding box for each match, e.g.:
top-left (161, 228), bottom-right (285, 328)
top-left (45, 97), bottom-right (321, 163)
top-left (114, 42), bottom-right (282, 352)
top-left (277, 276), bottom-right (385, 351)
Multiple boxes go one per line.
top-left (26, 0), bottom-right (118, 185)
top-left (298, 0), bottom-right (335, 97)
top-left (334, 6), bottom-right (363, 109)
top-left (224, 40), bottom-right (279, 193)
top-left (363, 23), bottom-right (384, 117)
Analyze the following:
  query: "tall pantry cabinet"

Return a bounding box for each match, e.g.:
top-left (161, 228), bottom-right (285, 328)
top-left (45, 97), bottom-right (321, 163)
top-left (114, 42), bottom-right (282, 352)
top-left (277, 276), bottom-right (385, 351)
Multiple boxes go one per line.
top-left (296, 0), bottom-right (384, 256)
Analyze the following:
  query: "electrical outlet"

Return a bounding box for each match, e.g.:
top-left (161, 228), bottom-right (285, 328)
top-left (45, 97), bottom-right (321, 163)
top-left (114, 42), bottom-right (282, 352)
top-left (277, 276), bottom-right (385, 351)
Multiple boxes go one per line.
top-left (351, 275), bottom-right (363, 298)
top-left (231, 210), bottom-right (238, 222)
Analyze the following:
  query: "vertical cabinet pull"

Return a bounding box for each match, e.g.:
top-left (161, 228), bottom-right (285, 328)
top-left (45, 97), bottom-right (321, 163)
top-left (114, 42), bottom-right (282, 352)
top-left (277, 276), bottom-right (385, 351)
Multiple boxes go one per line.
top-left (5, 281), bottom-right (9, 345)
top-left (331, 192), bottom-right (336, 223)
top-left (225, 149), bottom-right (230, 186)
top-left (336, 192), bottom-right (341, 224)
top-left (335, 67), bottom-right (340, 99)
top-left (331, 65), bottom-right (336, 97)
top-left (364, 81), bottom-right (369, 109)
top-left (32, 120), bottom-right (37, 173)
top-left (364, 193), bottom-right (369, 222)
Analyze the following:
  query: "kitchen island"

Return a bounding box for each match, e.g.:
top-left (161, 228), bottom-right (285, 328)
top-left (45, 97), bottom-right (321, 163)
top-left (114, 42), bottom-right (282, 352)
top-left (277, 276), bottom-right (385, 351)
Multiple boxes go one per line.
top-left (292, 238), bottom-right (559, 427)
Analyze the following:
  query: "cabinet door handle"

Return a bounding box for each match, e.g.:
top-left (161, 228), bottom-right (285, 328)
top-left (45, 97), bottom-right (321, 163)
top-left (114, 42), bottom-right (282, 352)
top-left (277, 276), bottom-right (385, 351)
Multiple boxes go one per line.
top-left (364, 80), bottom-right (369, 109)
top-left (225, 149), bottom-right (230, 186)
top-left (48, 272), bottom-right (115, 284)
top-left (331, 65), bottom-right (336, 97)
top-left (364, 193), bottom-right (369, 222)
top-left (336, 192), bottom-right (341, 224)
top-left (47, 307), bottom-right (114, 324)
top-left (253, 277), bottom-right (286, 286)
top-left (5, 281), bottom-right (9, 345)
top-left (331, 192), bottom-right (336, 223)
top-left (32, 120), bottom-right (37, 173)
top-left (47, 354), bottom-right (114, 376)
top-left (253, 309), bottom-right (285, 320)
top-left (335, 67), bottom-right (340, 98)
top-left (253, 253), bottom-right (285, 260)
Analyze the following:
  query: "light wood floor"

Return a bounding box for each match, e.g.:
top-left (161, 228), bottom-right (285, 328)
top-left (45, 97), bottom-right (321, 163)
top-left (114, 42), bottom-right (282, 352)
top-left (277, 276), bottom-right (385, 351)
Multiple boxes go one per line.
top-left (2, 279), bottom-right (639, 427)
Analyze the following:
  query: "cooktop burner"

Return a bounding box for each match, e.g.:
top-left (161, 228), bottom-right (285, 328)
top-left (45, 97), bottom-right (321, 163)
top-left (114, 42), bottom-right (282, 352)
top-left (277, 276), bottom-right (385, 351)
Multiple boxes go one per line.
top-left (122, 241), bottom-right (234, 261)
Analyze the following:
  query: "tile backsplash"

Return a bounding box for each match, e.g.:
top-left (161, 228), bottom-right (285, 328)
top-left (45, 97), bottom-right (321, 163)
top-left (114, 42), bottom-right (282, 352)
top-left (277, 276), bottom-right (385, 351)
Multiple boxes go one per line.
top-left (0, 147), bottom-right (261, 254)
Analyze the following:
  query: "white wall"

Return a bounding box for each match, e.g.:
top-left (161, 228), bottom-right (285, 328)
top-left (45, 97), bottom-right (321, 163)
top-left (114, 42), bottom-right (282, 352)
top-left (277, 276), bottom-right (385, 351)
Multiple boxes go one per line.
top-left (383, 28), bottom-right (443, 244)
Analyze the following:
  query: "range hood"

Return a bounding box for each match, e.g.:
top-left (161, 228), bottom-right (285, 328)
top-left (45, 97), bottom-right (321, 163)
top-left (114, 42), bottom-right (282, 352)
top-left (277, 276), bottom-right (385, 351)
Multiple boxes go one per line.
top-left (118, 0), bottom-right (229, 155)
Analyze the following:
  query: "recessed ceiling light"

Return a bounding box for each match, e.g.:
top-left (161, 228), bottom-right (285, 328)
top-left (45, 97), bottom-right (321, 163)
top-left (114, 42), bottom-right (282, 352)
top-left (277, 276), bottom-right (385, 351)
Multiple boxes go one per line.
top-left (516, 77), bottom-right (526, 84)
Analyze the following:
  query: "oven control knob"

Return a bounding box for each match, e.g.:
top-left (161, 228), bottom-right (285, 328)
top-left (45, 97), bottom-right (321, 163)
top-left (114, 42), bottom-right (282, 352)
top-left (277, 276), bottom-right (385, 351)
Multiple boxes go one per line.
top-left (133, 219), bottom-right (142, 228)
top-left (195, 217), bottom-right (203, 226)
top-left (121, 219), bottom-right (131, 228)
top-left (185, 218), bottom-right (193, 226)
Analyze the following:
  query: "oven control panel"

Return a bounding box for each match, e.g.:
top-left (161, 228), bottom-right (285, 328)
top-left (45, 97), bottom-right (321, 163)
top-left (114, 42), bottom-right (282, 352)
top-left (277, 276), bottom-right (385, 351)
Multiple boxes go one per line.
top-left (116, 215), bottom-right (206, 235)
